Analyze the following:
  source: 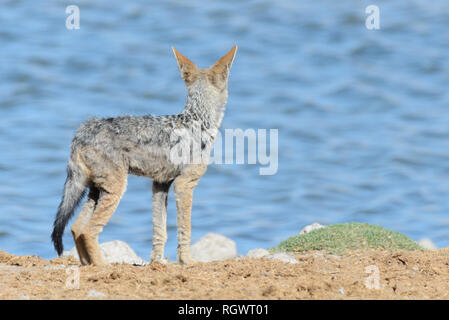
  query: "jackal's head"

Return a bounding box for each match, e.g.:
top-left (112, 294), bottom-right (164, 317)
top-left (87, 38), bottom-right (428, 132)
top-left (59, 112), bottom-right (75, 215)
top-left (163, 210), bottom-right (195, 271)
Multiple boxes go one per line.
top-left (172, 46), bottom-right (237, 108)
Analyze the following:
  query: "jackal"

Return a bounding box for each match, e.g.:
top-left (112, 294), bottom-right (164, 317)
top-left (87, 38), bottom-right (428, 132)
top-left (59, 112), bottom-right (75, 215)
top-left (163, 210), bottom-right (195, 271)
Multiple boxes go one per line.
top-left (51, 46), bottom-right (237, 266)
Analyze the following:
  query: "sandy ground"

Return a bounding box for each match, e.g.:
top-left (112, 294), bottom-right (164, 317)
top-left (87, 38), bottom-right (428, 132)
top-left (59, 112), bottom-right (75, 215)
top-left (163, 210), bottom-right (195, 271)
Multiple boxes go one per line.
top-left (1, 249), bottom-right (449, 299)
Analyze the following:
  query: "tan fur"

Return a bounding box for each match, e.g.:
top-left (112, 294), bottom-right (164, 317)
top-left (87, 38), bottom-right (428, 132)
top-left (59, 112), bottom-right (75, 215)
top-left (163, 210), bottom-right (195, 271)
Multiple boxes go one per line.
top-left (53, 47), bottom-right (237, 266)
top-left (72, 171), bottom-right (127, 266)
top-left (208, 46), bottom-right (237, 88)
top-left (150, 181), bottom-right (170, 263)
top-left (71, 196), bottom-right (95, 265)
top-left (172, 46), bottom-right (199, 85)
top-left (173, 164), bottom-right (207, 264)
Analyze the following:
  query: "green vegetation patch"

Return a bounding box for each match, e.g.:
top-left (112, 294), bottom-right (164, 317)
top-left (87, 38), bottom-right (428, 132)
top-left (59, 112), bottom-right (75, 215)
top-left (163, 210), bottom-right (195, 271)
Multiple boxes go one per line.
top-left (271, 223), bottom-right (424, 255)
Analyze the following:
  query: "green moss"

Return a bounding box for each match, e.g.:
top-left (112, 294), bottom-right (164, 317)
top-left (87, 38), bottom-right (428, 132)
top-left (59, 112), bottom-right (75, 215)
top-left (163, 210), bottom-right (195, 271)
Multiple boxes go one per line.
top-left (271, 223), bottom-right (425, 255)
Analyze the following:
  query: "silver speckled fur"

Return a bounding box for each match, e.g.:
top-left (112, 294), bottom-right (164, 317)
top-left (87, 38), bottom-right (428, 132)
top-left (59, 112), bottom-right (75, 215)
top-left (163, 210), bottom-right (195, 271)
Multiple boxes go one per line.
top-left (51, 46), bottom-right (237, 265)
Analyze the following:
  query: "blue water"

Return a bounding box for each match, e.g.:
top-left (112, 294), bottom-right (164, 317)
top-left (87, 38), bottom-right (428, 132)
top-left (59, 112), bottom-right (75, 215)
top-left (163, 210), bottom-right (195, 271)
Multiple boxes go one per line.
top-left (1, 0), bottom-right (449, 260)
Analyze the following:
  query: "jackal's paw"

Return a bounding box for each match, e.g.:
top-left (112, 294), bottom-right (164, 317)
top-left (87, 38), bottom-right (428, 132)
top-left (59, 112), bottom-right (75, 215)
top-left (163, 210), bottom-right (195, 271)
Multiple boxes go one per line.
top-left (178, 254), bottom-right (197, 265)
top-left (150, 257), bottom-right (168, 264)
top-left (91, 260), bottom-right (110, 267)
top-left (150, 252), bottom-right (168, 264)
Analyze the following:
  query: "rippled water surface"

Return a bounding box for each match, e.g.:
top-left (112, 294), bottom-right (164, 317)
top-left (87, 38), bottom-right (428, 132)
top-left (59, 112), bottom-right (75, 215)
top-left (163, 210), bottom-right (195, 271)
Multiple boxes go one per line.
top-left (1, 0), bottom-right (449, 260)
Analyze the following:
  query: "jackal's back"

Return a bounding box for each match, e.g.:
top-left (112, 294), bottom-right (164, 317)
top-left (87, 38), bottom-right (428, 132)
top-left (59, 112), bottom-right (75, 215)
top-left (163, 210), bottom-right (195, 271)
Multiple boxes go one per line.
top-left (71, 115), bottom-right (190, 182)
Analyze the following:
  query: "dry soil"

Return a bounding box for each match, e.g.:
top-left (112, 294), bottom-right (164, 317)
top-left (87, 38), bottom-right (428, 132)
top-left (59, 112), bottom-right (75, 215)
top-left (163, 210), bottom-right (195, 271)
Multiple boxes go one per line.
top-left (1, 249), bottom-right (449, 299)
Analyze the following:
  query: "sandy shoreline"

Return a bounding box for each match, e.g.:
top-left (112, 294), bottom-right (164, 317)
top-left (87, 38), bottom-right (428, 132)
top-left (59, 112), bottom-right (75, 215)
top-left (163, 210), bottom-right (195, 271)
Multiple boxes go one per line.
top-left (1, 248), bottom-right (449, 299)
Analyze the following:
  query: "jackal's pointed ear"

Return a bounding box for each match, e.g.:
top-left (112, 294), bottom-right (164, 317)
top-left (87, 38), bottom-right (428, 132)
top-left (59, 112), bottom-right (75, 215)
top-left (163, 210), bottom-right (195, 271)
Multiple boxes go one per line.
top-left (208, 46), bottom-right (238, 87)
top-left (172, 47), bottom-right (199, 85)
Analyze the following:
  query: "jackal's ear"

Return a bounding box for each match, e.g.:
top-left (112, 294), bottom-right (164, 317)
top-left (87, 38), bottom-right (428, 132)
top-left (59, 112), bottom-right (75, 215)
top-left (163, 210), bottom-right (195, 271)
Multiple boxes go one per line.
top-left (208, 46), bottom-right (238, 87)
top-left (172, 47), bottom-right (199, 85)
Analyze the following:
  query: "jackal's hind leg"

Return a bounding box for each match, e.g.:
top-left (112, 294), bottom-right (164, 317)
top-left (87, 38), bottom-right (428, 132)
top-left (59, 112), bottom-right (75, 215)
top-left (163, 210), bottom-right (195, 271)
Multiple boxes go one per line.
top-left (150, 180), bottom-right (172, 264)
top-left (71, 187), bottom-right (100, 265)
top-left (81, 174), bottom-right (127, 266)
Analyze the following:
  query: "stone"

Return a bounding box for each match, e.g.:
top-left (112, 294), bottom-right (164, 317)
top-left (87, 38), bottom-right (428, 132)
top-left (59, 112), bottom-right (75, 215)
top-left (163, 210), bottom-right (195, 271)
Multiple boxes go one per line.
top-left (265, 252), bottom-right (298, 264)
top-left (299, 222), bottom-right (326, 235)
top-left (86, 289), bottom-right (106, 299)
top-left (418, 238), bottom-right (437, 250)
top-left (246, 248), bottom-right (270, 259)
top-left (63, 240), bottom-right (147, 265)
top-left (190, 233), bottom-right (237, 262)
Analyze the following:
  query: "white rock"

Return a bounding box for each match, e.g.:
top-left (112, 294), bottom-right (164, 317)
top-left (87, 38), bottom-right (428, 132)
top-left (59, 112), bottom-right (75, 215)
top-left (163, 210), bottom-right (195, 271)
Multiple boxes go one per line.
top-left (86, 289), bottom-right (106, 299)
top-left (100, 241), bottom-right (147, 265)
top-left (246, 248), bottom-right (270, 259)
top-left (418, 238), bottom-right (437, 250)
top-left (62, 250), bottom-right (75, 259)
top-left (44, 265), bottom-right (66, 270)
top-left (265, 252), bottom-right (298, 264)
top-left (299, 222), bottom-right (326, 235)
top-left (63, 240), bottom-right (147, 265)
top-left (190, 233), bottom-right (237, 262)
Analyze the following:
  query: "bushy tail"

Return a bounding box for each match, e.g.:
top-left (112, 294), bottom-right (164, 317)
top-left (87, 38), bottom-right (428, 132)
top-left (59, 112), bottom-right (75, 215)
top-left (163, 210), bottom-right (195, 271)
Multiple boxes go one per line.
top-left (51, 163), bottom-right (87, 256)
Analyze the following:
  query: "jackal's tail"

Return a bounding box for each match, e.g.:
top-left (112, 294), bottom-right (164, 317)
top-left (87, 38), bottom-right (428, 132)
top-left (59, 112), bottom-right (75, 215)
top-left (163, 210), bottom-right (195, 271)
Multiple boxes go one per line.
top-left (51, 162), bottom-right (87, 256)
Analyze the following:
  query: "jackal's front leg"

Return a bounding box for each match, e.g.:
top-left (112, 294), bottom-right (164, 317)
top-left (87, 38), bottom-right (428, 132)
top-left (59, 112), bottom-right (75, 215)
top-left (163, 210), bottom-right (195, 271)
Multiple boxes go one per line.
top-left (150, 181), bottom-right (172, 264)
top-left (173, 165), bottom-right (206, 265)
